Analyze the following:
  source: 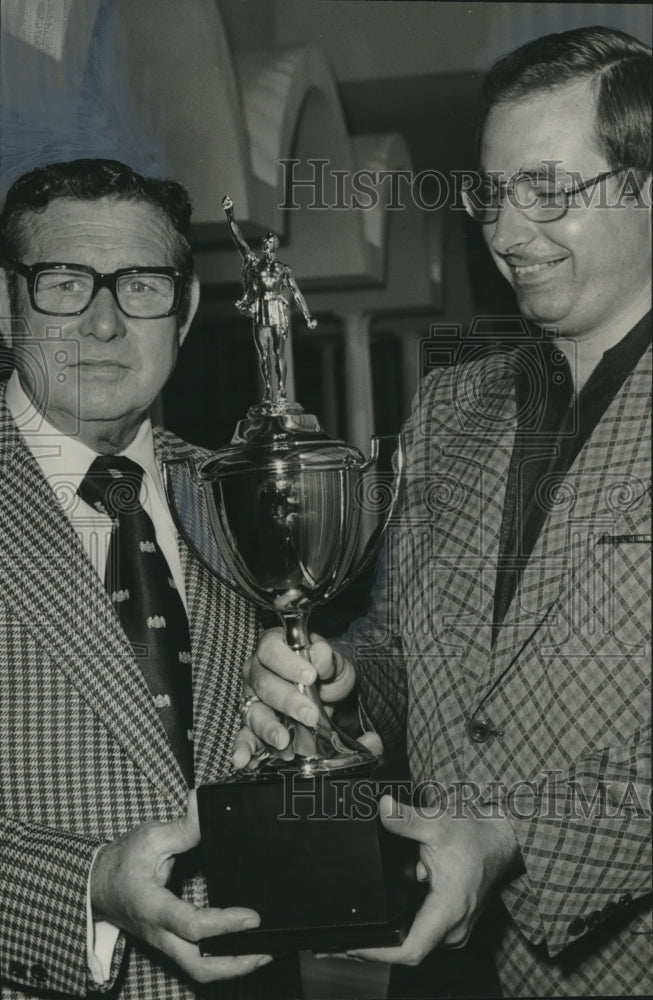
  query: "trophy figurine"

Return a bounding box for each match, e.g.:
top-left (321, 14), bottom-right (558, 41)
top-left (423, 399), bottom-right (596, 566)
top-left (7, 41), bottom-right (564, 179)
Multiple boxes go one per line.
top-left (222, 193), bottom-right (317, 410)
top-left (164, 200), bottom-right (421, 955)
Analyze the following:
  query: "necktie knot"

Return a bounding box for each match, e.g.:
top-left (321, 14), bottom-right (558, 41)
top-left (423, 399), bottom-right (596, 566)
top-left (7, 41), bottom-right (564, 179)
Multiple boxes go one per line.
top-left (78, 455), bottom-right (144, 518)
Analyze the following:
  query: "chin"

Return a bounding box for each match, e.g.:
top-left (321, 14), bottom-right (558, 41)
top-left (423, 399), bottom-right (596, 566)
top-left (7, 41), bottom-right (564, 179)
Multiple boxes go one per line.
top-left (515, 293), bottom-right (573, 329)
top-left (77, 379), bottom-right (141, 411)
top-left (80, 398), bottom-right (151, 422)
top-left (78, 407), bottom-right (137, 422)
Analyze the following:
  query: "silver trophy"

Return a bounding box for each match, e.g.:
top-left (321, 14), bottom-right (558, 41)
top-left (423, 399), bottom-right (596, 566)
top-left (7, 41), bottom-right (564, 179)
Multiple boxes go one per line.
top-left (166, 198), bottom-right (403, 775)
top-left (163, 201), bottom-right (414, 955)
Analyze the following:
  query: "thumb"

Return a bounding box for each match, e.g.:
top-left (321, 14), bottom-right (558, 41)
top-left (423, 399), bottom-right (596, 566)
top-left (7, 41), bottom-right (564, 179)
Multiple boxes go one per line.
top-left (378, 795), bottom-right (427, 844)
top-left (357, 731), bottom-right (383, 756)
top-left (185, 787), bottom-right (200, 827)
top-left (165, 789), bottom-right (202, 854)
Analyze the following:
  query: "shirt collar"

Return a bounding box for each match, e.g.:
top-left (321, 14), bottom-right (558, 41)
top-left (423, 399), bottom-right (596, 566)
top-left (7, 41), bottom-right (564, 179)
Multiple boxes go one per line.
top-left (600, 309), bottom-right (652, 375)
top-left (513, 310), bottom-right (652, 395)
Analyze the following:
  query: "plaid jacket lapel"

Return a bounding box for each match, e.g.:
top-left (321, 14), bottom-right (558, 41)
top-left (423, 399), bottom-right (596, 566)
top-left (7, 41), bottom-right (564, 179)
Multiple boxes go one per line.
top-left (0, 392), bottom-right (188, 806)
top-left (486, 344), bottom-right (651, 692)
top-left (424, 357), bottom-right (517, 685)
top-left (390, 356), bottom-right (518, 781)
top-left (153, 428), bottom-right (260, 784)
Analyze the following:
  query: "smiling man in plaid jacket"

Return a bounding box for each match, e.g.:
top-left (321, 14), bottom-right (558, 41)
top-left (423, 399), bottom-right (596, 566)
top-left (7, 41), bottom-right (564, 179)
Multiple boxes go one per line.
top-left (239, 26), bottom-right (652, 997)
top-left (0, 159), bottom-right (302, 999)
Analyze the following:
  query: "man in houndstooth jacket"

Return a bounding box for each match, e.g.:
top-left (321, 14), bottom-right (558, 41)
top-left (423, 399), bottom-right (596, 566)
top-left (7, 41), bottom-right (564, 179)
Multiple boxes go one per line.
top-left (0, 160), bottom-right (300, 999)
top-left (238, 27), bottom-right (652, 997)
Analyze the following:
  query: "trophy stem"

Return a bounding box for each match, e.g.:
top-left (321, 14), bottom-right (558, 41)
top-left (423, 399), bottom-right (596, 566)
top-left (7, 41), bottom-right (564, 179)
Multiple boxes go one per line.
top-left (281, 612), bottom-right (311, 654)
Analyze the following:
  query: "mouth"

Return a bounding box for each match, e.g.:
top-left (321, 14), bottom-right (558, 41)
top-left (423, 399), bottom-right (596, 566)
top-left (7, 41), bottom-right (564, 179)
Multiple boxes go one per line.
top-left (72, 361), bottom-right (130, 377)
top-left (507, 257), bottom-right (567, 279)
top-left (74, 360), bottom-right (128, 369)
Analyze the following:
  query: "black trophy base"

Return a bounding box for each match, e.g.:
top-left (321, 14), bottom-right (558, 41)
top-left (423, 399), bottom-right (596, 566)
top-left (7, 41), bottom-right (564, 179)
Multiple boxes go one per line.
top-left (197, 763), bottom-right (424, 955)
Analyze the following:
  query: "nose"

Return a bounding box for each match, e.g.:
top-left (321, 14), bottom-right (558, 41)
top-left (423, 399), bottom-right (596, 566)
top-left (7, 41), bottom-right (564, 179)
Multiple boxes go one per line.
top-left (78, 287), bottom-right (126, 341)
top-left (487, 199), bottom-right (539, 256)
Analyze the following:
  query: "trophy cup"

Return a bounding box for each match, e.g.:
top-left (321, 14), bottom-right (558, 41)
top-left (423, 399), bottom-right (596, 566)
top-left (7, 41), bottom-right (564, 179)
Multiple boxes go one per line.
top-left (164, 200), bottom-right (422, 955)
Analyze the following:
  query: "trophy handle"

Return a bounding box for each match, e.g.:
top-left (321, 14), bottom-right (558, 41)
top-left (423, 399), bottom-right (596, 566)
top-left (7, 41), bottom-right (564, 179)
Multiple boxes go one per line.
top-left (323, 432), bottom-right (405, 601)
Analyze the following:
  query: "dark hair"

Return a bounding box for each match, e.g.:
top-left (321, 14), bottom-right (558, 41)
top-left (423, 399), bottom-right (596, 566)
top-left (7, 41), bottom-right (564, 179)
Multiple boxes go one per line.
top-left (0, 158), bottom-right (195, 320)
top-left (478, 26), bottom-right (652, 175)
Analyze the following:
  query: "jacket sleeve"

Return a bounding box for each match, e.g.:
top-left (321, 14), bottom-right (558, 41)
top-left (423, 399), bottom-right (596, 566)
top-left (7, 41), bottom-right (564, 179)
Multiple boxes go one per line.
top-left (333, 546), bottom-right (409, 757)
top-left (499, 725), bottom-right (651, 957)
top-left (0, 817), bottom-right (126, 996)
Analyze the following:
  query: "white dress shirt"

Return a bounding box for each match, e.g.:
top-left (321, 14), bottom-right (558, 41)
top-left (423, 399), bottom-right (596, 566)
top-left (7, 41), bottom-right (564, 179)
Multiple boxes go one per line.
top-left (6, 370), bottom-right (187, 983)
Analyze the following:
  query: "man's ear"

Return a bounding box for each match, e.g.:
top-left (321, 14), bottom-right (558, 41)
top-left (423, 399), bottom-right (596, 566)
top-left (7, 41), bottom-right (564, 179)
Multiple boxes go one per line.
top-left (179, 275), bottom-right (200, 347)
top-left (0, 268), bottom-right (12, 348)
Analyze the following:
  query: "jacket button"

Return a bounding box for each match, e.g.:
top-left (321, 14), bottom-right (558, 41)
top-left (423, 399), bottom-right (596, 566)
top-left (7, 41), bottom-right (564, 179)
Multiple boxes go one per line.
top-left (603, 901), bottom-right (619, 920)
top-left (586, 910), bottom-right (602, 928)
top-left (9, 961), bottom-right (27, 978)
top-left (568, 917), bottom-right (586, 936)
top-left (618, 893), bottom-right (633, 908)
top-left (467, 720), bottom-right (491, 743)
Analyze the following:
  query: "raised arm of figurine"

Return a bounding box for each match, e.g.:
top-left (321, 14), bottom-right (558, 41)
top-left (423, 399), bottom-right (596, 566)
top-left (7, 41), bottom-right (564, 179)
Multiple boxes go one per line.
top-left (222, 195), bottom-right (255, 262)
top-left (285, 269), bottom-right (318, 330)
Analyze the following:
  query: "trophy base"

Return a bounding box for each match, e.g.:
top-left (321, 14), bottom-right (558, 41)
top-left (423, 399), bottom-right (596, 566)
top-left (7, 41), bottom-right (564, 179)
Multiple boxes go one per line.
top-left (197, 762), bottom-right (425, 956)
top-left (201, 915), bottom-right (411, 957)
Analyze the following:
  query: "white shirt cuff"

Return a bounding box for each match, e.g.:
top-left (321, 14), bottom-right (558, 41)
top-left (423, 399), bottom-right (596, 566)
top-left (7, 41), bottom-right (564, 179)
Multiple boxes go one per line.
top-left (86, 846), bottom-right (121, 984)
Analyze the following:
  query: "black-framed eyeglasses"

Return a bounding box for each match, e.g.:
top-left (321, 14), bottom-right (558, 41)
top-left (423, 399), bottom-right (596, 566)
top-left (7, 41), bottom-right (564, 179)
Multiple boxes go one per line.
top-left (461, 168), bottom-right (626, 224)
top-left (6, 261), bottom-right (188, 318)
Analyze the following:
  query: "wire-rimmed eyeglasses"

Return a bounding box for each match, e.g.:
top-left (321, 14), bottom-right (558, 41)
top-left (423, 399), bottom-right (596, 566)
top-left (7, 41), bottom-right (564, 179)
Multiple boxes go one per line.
top-left (462, 168), bottom-right (627, 224)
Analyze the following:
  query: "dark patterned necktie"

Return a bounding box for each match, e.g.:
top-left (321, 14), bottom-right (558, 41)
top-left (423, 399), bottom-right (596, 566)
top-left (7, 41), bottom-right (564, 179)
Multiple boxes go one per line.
top-left (78, 455), bottom-right (194, 784)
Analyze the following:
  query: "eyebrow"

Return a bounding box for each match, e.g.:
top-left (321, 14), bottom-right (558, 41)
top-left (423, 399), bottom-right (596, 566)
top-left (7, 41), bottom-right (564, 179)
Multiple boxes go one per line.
top-left (478, 161), bottom-right (566, 184)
